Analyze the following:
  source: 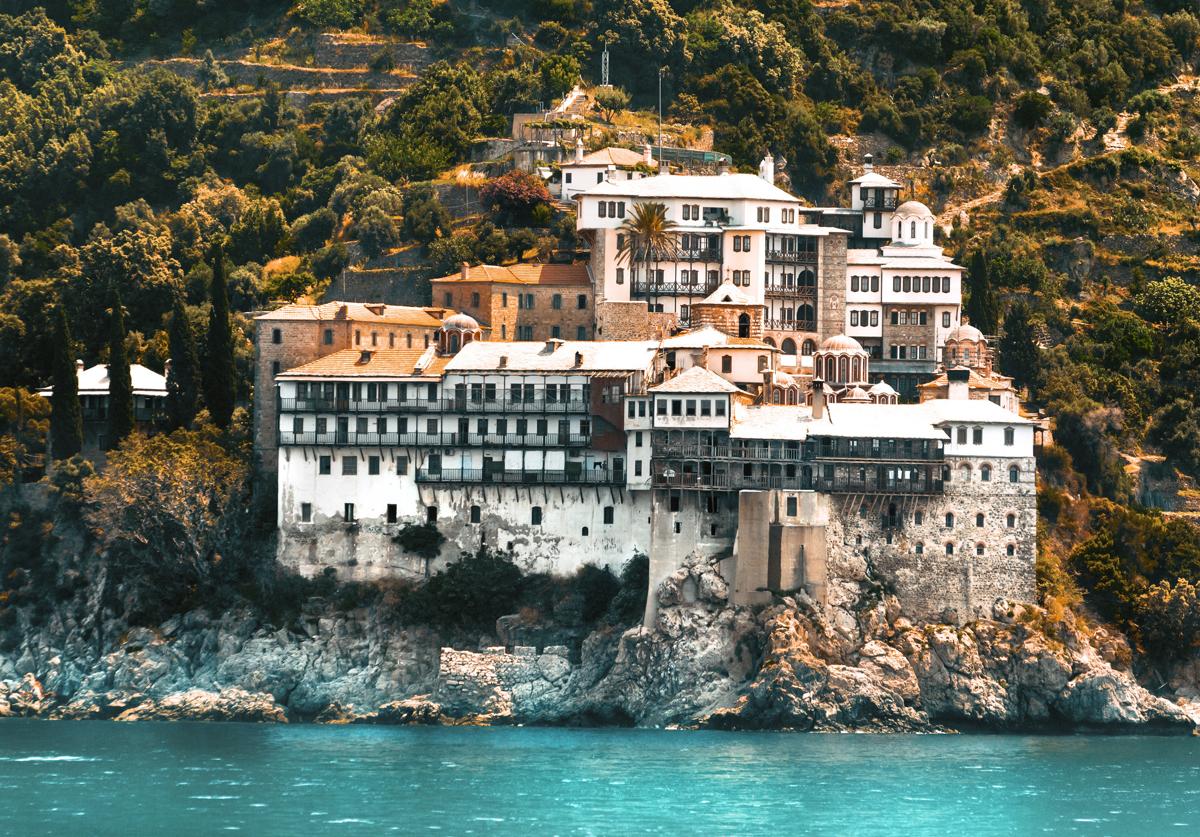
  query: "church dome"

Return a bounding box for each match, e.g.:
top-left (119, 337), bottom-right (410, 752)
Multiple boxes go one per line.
top-left (894, 200), bottom-right (934, 218)
top-left (442, 312), bottom-right (481, 332)
top-left (947, 322), bottom-right (984, 343)
top-left (868, 381), bottom-right (896, 395)
top-left (844, 386), bottom-right (870, 402)
top-left (820, 334), bottom-right (865, 353)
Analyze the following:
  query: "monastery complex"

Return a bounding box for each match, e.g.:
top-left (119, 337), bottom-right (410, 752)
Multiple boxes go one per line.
top-left (255, 158), bottom-right (1038, 625)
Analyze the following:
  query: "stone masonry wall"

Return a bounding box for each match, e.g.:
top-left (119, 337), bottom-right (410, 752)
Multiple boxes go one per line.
top-left (435, 645), bottom-right (573, 719)
top-left (818, 233), bottom-right (849, 343)
top-left (595, 301), bottom-right (678, 340)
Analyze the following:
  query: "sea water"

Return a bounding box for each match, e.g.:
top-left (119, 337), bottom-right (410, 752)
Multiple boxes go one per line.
top-left (1, 720), bottom-right (1198, 835)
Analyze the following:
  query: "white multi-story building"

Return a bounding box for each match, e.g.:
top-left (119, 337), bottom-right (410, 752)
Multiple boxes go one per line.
top-left (271, 315), bottom-right (1036, 625)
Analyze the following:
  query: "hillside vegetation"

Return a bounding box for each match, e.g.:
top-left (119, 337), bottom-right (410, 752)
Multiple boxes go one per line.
top-left (0, 2), bottom-right (1199, 675)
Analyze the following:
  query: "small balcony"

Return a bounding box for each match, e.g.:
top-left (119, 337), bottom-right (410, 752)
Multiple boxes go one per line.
top-left (764, 249), bottom-right (818, 265)
top-left (862, 195), bottom-right (898, 210)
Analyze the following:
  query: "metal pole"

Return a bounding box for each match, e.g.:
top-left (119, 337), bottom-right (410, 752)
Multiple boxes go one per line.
top-left (657, 68), bottom-right (663, 171)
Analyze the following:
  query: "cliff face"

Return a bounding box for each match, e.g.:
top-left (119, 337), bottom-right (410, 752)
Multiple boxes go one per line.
top-left (1, 555), bottom-right (1197, 732)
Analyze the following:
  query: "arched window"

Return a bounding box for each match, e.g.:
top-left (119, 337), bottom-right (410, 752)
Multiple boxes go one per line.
top-left (1009, 466), bottom-right (1020, 483)
top-left (763, 336), bottom-right (776, 347)
top-left (781, 338), bottom-right (797, 355)
top-left (787, 390), bottom-right (797, 405)
top-left (975, 543), bottom-right (985, 556)
top-left (915, 542), bottom-right (924, 555)
top-left (449, 333), bottom-right (460, 353)
top-left (470, 505), bottom-right (481, 523)
top-left (980, 464), bottom-right (991, 482)
top-left (799, 269), bottom-right (816, 288)
top-left (801, 339), bottom-right (815, 356)
top-left (798, 303), bottom-right (815, 324)
top-left (738, 313), bottom-right (750, 338)
top-left (1006, 544), bottom-right (1016, 557)
top-left (975, 513), bottom-right (985, 527)
top-left (531, 506), bottom-right (542, 525)
top-left (758, 355), bottom-right (768, 372)
top-left (851, 357), bottom-right (862, 381)
top-left (911, 220), bottom-right (917, 238)
top-left (1006, 513), bottom-right (1016, 528)
top-left (946, 542), bottom-right (955, 555)
top-left (825, 356), bottom-right (836, 380)
top-left (959, 463), bottom-right (972, 481)
top-left (772, 390), bottom-right (782, 404)
top-left (838, 356), bottom-right (849, 381)
top-left (945, 512), bottom-right (954, 528)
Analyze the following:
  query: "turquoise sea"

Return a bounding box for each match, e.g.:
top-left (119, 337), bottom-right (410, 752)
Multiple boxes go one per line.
top-left (0, 721), bottom-right (1198, 835)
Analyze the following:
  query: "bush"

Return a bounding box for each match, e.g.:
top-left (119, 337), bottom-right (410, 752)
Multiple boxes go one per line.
top-left (404, 547), bottom-right (523, 632)
top-left (605, 553), bottom-right (649, 625)
top-left (574, 564), bottom-right (620, 623)
top-left (393, 522), bottom-right (444, 561)
top-left (1013, 92), bottom-right (1052, 130)
top-left (292, 0), bottom-right (364, 28)
top-left (1136, 579), bottom-right (1200, 661)
top-left (480, 170), bottom-right (551, 224)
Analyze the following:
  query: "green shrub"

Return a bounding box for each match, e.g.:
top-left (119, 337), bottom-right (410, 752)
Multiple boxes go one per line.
top-left (393, 522), bottom-right (445, 561)
top-left (606, 553), bottom-right (649, 625)
top-left (404, 547), bottom-right (523, 632)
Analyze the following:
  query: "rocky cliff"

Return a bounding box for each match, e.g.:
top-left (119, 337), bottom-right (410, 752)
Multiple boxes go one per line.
top-left (1, 556), bottom-right (1197, 732)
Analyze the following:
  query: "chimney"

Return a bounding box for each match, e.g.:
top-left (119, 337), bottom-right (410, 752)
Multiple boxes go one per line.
top-left (498, 355), bottom-right (507, 369)
top-left (947, 367), bottom-right (970, 401)
top-left (75, 359), bottom-right (84, 373)
top-left (461, 261), bottom-right (471, 281)
top-left (812, 378), bottom-right (826, 420)
top-left (574, 351), bottom-right (584, 368)
top-left (164, 359), bottom-right (173, 380)
top-left (643, 142), bottom-right (653, 166)
top-left (575, 137), bottom-right (584, 164)
top-left (863, 153), bottom-right (874, 173)
top-left (759, 152), bottom-right (775, 185)
top-left (717, 158), bottom-right (730, 176)
top-left (606, 164), bottom-right (616, 182)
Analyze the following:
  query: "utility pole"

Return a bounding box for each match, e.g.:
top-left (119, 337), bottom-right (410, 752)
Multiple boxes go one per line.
top-left (657, 67), bottom-right (664, 172)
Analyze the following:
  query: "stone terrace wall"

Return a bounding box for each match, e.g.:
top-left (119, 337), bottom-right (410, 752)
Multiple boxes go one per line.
top-left (312, 34), bottom-right (432, 71)
top-left (435, 646), bottom-right (572, 718)
top-left (142, 58), bottom-right (416, 91)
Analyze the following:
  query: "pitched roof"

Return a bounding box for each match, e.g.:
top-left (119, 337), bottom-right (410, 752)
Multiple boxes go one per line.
top-left (660, 325), bottom-right (776, 350)
top-left (444, 340), bottom-right (657, 373)
top-left (915, 398), bottom-right (1032, 426)
top-left (849, 170), bottom-right (901, 188)
top-left (582, 172), bottom-right (801, 203)
top-left (918, 368), bottom-right (1014, 391)
top-left (574, 147), bottom-right (645, 167)
top-left (279, 348), bottom-right (450, 378)
top-left (40, 363), bottom-right (167, 397)
top-left (649, 366), bottom-right (742, 394)
top-left (255, 301), bottom-right (449, 328)
top-left (815, 403), bottom-right (950, 440)
top-left (429, 263), bottom-right (590, 287)
top-left (701, 281), bottom-right (755, 305)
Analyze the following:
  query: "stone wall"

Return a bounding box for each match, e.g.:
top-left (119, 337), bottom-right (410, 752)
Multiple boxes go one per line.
top-left (882, 307), bottom-right (937, 357)
top-left (435, 646), bottom-right (572, 719)
top-left (311, 34), bottom-right (432, 71)
top-left (595, 301), bottom-right (677, 340)
top-left (818, 232), bottom-right (849, 342)
top-left (689, 302), bottom-right (763, 339)
top-left (141, 58), bottom-right (415, 91)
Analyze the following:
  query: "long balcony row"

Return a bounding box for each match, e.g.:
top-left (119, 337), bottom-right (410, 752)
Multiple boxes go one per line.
top-left (279, 430), bottom-right (591, 448)
top-left (633, 246), bottom-right (722, 262)
top-left (764, 284), bottom-right (817, 299)
top-left (650, 468), bottom-right (944, 495)
top-left (651, 443), bottom-right (944, 464)
top-left (279, 397), bottom-right (593, 415)
top-left (762, 318), bottom-right (817, 331)
top-left (631, 278), bottom-right (722, 297)
top-left (764, 249), bottom-right (818, 265)
top-left (416, 468), bottom-right (623, 485)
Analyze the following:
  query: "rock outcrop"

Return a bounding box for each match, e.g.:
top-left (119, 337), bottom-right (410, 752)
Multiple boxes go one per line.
top-left (1, 554), bottom-right (1196, 732)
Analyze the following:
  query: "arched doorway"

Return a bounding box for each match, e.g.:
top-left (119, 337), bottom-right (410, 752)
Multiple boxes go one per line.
top-left (737, 313), bottom-right (750, 338)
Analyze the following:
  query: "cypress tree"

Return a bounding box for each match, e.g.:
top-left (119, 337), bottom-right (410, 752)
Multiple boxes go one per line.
top-left (106, 286), bottom-right (134, 448)
top-left (999, 300), bottom-right (1041, 392)
top-left (49, 305), bottom-right (83, 461)
top-left (203, 244), bottom-right (237, 429)
top-left (166, 295), bottom-right (201, 431)
top-left (965, 249), bottom-right (1001, 335)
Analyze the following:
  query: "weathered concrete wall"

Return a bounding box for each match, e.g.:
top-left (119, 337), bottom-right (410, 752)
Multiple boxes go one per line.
top-left (644, 489), bottom-right (737, 623)
top-left (732, 490), bottom-right (829, 607)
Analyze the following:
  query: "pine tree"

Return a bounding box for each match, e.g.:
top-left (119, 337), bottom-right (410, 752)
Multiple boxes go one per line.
top-left (965, 249), bottom-right (1001, 335)
top-left (106, 286), bottom-right (134, 449)
top-left (999, 300), bottom-right (1041, 392)
top-left (166, 295), bottom-right (201, 431)
top-left (49, 305), bottom-right (83, 461)
top-left (203, 245), bottom-right (237, 429)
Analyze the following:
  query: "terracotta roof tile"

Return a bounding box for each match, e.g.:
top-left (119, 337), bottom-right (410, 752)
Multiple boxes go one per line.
top-left (429, 263), bottom-right (590, 287)
top-left (255, 301), bottom-right (451, 328)
top-left (279, 348), bottom-right (447, 378)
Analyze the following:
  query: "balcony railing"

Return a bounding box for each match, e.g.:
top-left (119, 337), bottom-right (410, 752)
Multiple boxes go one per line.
top-left (649, 469), bottom-right (943, 495)
top-left (764, 283), bottom-right (817, 299)
top-left (633, 245), bottom-right (723, 262)
top-left (416, 468), bottom-right (623, 485)
top-left (862, 195), bottom-right (898, 210)
top-left (764, 249), bottom-right (818, 265)
top-left (631, 278), bottom-right (721, 297)
top-left (280, 397), bottom-right (593, 415)
top-left (279, 431), bottom-right (591, 448)
top-left (762, 318), bottom-right (817, 331)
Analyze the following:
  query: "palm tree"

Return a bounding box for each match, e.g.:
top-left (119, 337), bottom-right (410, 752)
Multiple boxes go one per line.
top-left (616, 202), bottom-right (676, 288)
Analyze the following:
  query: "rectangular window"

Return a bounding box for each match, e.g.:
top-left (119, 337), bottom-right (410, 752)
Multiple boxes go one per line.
top-left (685, 399), bottom-right (696, 416)
top-left (471, 292), bottom-right (480, 307)
top-left (701, 400), bottom-right (711, 417)
top-left (671, 399), bottom-right (682, 416)
top-left (634, 460), bottom-right (643, 476)
top-left (957, 427), bottom-right (967, 444)
top-left (292, 416), bottom-right (303, 435)
top-left (943, 312), bottom-right (952, 328)
top-left (850, 311), bottom-right (859, 327)
top-left (342, 456), bottom-right (357, 476)
top-left (368, 456), bottom-right (380, 475)
top-left (599, 201), bottom-right (607, 218)
top-left (715, 400), bottom-right (726, 416)
top-left (603, 506), bottom-right (614, 524)
top-left (386, 504), bottom-right (397, 524)
top-left (552, 294), bottom-right (562, 310)
top-left (656, 399), bottom-right (667, 416)
top-left (301, 502), bottom-right (312, 522)
top-left (271, 328), bottom-right (282, 344)
top-left (973, 427), bottom-right (983, 445)
top-left (616, 267), bottom-right (624, 285)
top-left (635, 431), bottom-right (643, 447)
top-left (319, 455), bottom-right (331, 475)
top-left (396, 456), bottom-right (409, 475)
top-left (323, 328), bottom-right (333, 345)
top-left (786, 496), bottom-right (797, 517)
top-left (344, 503), bottom-right (355, 523)
top-left (501, 292), bottom-right (508, 307)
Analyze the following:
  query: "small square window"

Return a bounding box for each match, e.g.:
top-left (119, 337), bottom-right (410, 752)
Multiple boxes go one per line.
top-left (342, 457), bottom-right (357, 475)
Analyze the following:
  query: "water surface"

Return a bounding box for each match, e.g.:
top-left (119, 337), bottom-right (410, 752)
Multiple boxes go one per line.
top-left (1, 720), bottom-right (1197, 835)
